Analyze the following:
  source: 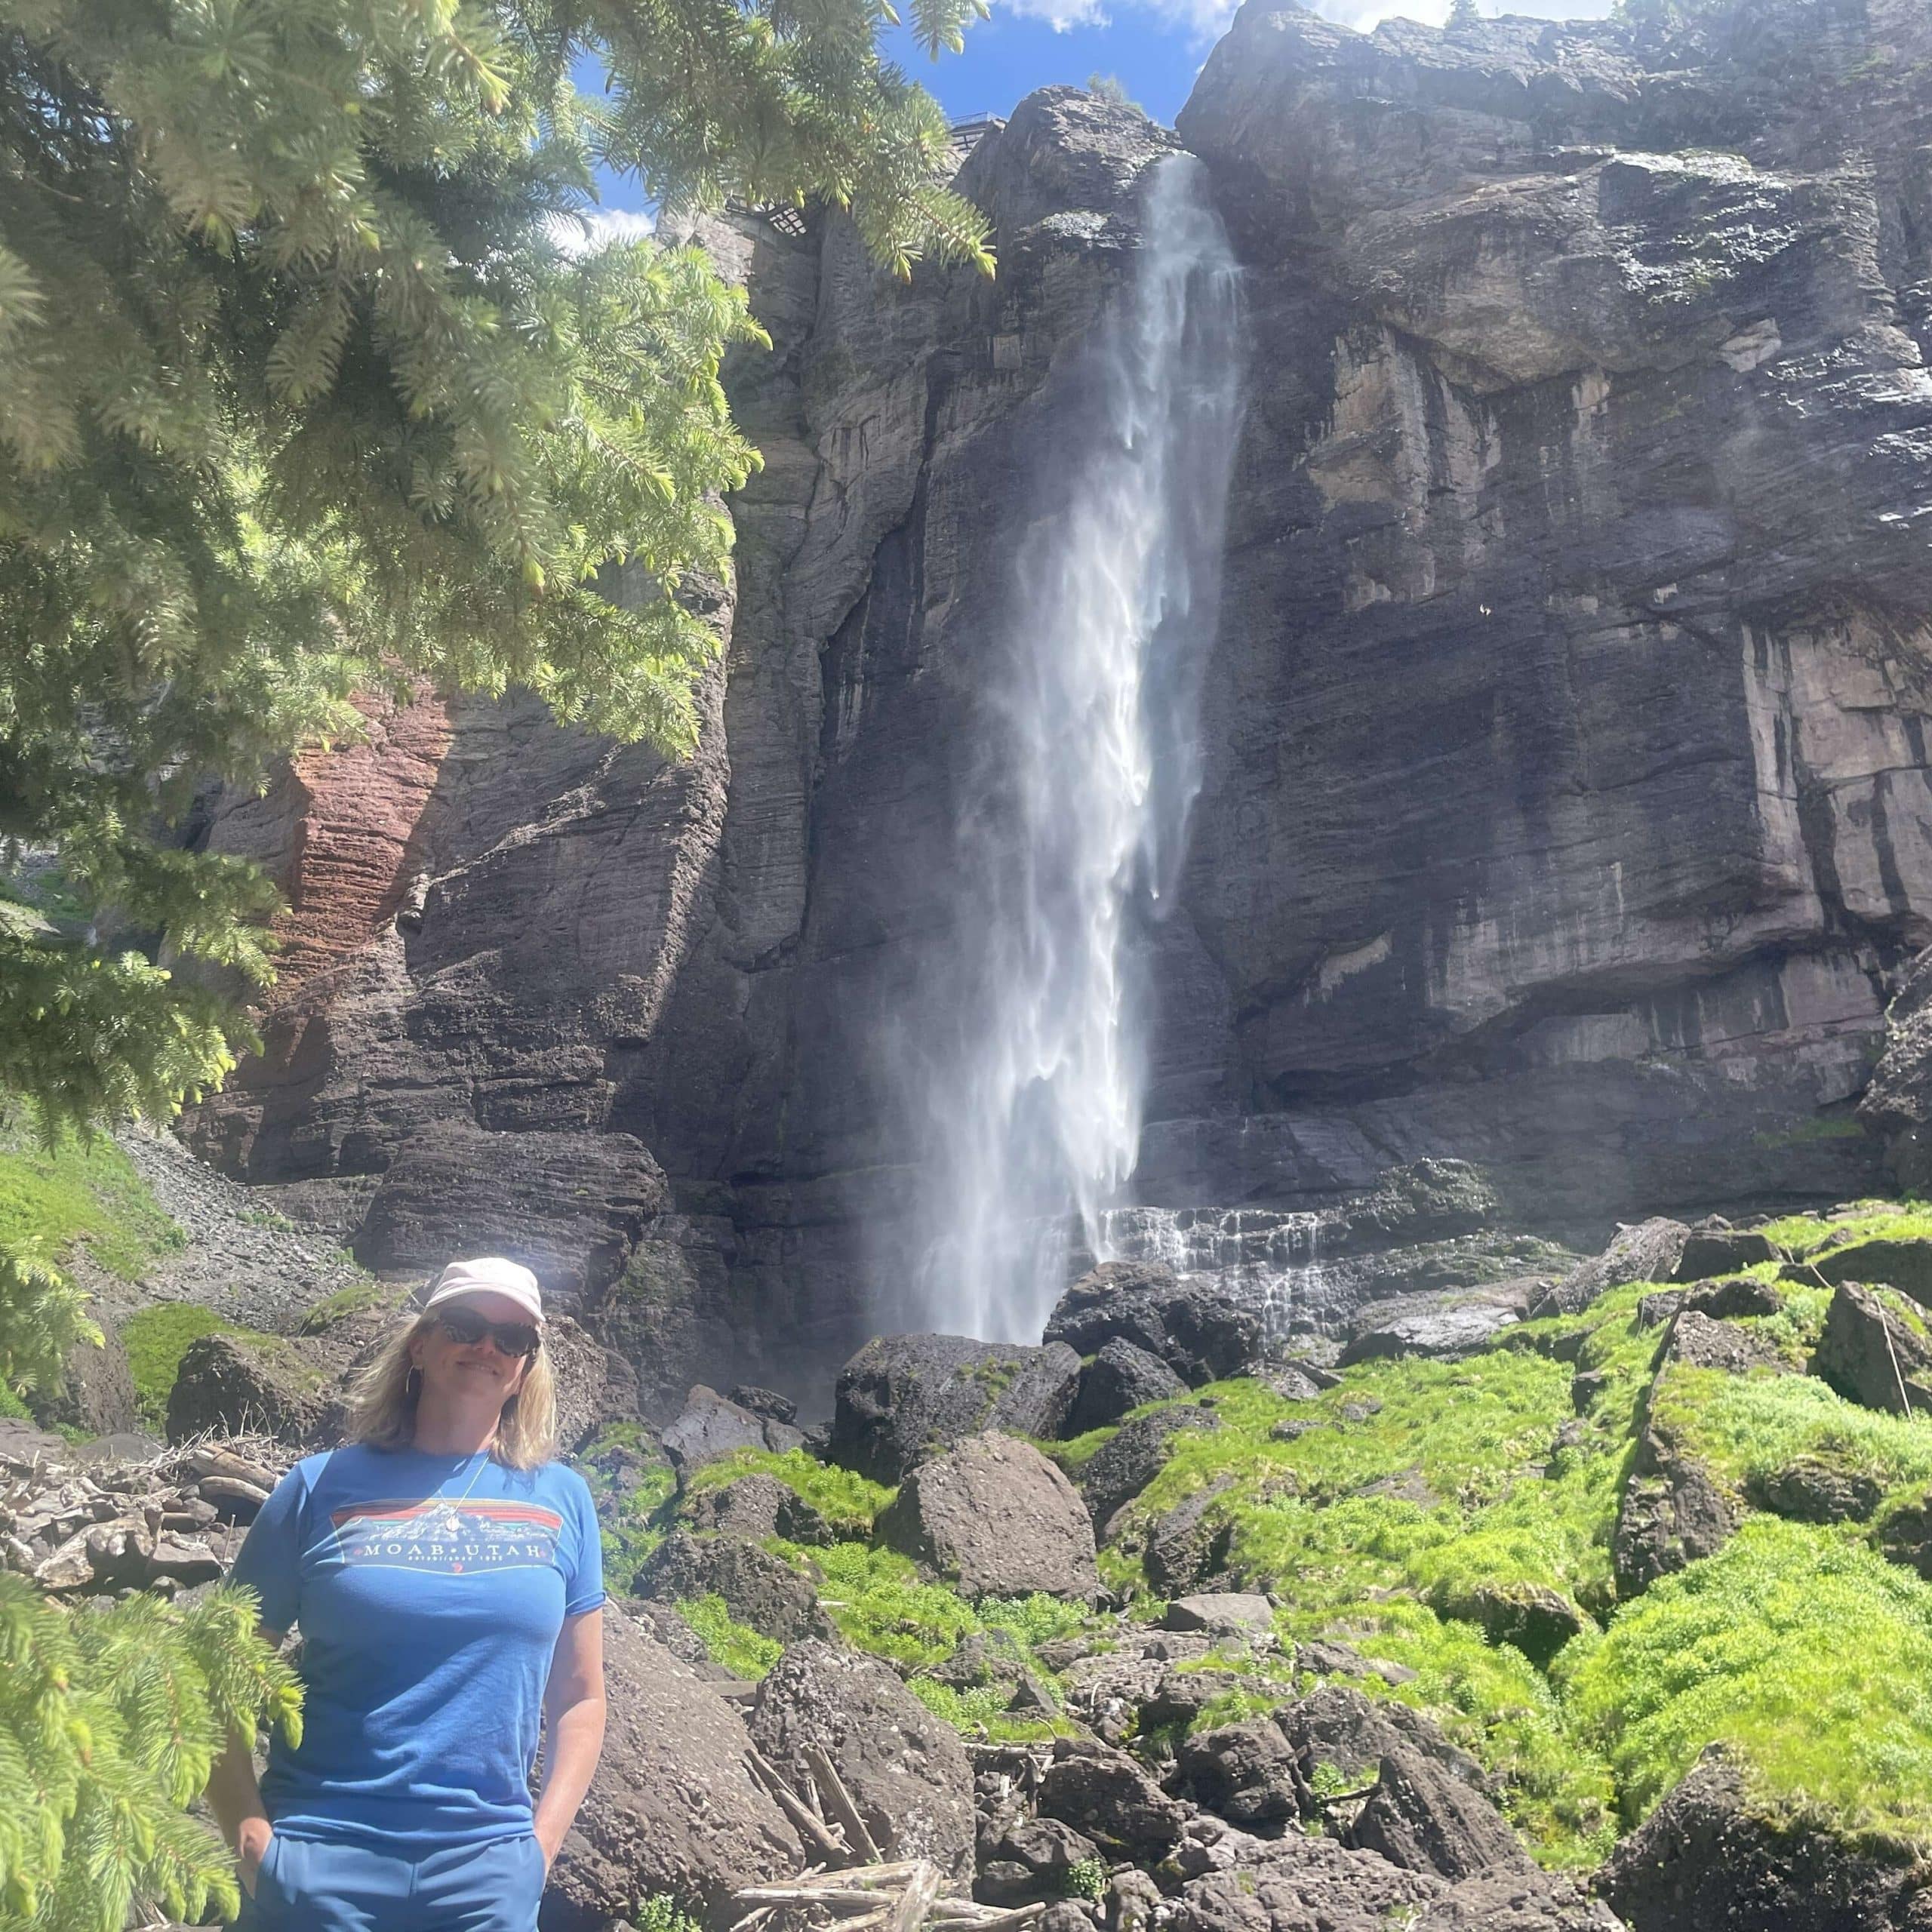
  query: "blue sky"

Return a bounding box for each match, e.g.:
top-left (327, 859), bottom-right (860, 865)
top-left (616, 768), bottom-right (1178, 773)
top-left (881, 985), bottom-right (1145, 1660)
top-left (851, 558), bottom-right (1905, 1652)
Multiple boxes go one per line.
top-left (577, 0), bottom-right (1612, 218)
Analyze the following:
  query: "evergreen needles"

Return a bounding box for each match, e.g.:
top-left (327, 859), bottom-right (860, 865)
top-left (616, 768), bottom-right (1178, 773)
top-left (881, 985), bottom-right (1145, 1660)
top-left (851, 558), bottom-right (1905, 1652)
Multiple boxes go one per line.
top-left (0, 1577), bottom-right (300, 1931)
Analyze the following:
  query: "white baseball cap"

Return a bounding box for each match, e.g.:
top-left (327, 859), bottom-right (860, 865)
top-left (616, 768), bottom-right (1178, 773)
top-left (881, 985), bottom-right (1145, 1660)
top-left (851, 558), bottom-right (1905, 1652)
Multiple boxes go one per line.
top-left (423, 1257), bottom-right (544, 1326)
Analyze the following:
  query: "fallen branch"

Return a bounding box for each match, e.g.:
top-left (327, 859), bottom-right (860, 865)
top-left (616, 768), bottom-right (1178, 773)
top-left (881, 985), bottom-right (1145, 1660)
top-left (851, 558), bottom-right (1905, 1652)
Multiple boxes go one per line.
top-left (746, 1749), bottom-right (851, 1864)
top-left (805, 1744), bottom-right (884, 1863)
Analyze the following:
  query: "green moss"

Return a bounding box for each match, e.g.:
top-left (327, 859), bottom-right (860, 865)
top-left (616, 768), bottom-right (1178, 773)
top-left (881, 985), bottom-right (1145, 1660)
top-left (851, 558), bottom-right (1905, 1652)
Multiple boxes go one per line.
top-left (675, 1593), bottom-right (784, 1679)
top-left (297, 1279), bottom-right (407, 1334)
top-left (0, 1121), bottom-right (183, 1281)
top-left (782, 1540), bottom-right (979, 1668)
top-left (905, 1675), bottom-right (1062, 1742)
top-left (575, 1423), bottom-right (678, 1583)
top-left (1564, 1518), bottom-right (1932, 1849)
top-left (681, 1447), bottom-right (891, 1540)
top-left (1758, 1202), bottom-right (1932, 1260)
top-left (1654, 1364), bottom-right (1932, 1501)
top-left (979, 1592), bottom-right (1089, 1649)
top-left (121, 1303), bottom-right (236, 1431)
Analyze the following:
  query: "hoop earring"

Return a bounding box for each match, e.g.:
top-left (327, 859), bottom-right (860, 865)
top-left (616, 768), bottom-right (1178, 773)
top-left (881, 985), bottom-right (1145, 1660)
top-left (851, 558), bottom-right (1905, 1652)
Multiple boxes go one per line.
top-left (405, 1367), bottom-right (422, 1399)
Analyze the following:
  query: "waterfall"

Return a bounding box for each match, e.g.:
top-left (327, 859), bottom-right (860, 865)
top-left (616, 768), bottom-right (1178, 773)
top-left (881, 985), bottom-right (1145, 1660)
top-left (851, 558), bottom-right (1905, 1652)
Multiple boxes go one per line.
top-left (905, 152), bottom-right (1245, 1343)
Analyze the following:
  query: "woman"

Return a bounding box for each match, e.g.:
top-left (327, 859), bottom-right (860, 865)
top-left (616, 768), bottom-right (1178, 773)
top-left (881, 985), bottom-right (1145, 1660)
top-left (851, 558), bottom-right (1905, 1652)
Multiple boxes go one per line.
top-left (208, 1257), bottom-right (608, 1930)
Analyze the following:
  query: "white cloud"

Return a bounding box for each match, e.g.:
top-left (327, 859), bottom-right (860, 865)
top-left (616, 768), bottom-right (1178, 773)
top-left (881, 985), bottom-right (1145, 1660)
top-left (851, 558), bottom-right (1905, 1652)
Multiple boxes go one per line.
top-left (995, 0), bottom-right (1610, 41)
top-left (546, 208), bottom-right (657, 258)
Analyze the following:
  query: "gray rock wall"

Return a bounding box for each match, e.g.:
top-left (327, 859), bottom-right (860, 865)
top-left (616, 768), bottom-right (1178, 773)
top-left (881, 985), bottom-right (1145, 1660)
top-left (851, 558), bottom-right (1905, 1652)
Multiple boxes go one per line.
top-left (180, 0), bottom-right (1932, 1402)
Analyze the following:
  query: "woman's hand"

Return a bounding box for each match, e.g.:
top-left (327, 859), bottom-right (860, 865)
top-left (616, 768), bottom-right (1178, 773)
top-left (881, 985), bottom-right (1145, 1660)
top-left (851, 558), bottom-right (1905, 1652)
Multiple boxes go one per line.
top-left (237, 1817), bottom-right (274, 1899)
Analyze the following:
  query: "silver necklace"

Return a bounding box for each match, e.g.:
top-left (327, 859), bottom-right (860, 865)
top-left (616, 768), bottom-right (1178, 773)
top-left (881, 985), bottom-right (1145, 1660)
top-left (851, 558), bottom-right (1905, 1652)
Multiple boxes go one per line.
top-left (429, 1449), bottom-right (493, 1540)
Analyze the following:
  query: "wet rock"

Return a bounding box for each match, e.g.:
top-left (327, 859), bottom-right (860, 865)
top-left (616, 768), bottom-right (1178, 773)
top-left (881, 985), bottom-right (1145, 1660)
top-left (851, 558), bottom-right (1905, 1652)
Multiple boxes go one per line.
top-left (1533, 1220), bottom-right (1690, 1319)
top-left (1036, 1737), bottom-right (1188, 1860)
top-left (165, 1333), bottom-right (331, 1448)
top-left (1812, 1282), bottom-right (1932, 1416)
top-left (1598, 1743), bottom-right (1923, 1932)
top-left (1044, 1263), bottom-right (1263, 1387)
top-left (877, 1432), bottom-right (1099, 1602)
top-left (750, 1640), bottom-right (976, 1883)
top-left (634, 1530), bottom-right (834, 1644)
top-left (661, 1384), bottom-right (802, 1471)
top-left (1672, 1229), bottom-right (1778, 1280)
top-left (1077, 1404), bottom-right (1220, 1530)
top-left (1066, 1339), bottom-right (1188, 1435)
top-left (1346, 1747), bottom-right (1533, 1881)
top-left (545, 1609), bottom-right (801, 1926)
top-left (829, 1334), bottom-right (1083, 1483)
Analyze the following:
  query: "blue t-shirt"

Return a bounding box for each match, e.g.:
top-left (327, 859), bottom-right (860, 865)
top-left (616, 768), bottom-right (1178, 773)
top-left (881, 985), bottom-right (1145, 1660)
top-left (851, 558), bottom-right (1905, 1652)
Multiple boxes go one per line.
top-left (230, 1443), bottom-right (605, 1850)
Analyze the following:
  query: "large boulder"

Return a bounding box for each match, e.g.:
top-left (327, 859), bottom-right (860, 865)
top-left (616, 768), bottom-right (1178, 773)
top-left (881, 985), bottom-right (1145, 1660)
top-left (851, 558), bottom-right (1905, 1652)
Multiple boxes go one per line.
top-left (1035, 1737), bottom-right (1188, 1860)
top-left (1275, 1686), bottom-right (1487, 1794)
top-left (1345, 1748), bottom-right (1533, 1881)
top-left (1811, 1238), bottom-right (1932, 1304)
top-left (829, 1334), bottom-right (1082, 1483)
top-left (543, 1609), bottom-right (801, 1927)
top-left (1145, 1475), bottom-right (1237, 1595)
top-left (1065, 1339), bottom-right (1188, 1434)
top-left (1165, 1831), bottom-right (1441, 1932)
top-left (662, 1383), bottom-right (804, 1471)
top-left (634, 1531), bottom-right (835, 1645)
top-left (1044, 1263), bottom-right (1262, 1387)
top-left (1533, 1220), bottom-right (1690, 1319)
top-left (1672, 1225), bottom-right (1778, 1280)
top-left (1338, 1283), bottom-right (1536, 1366)
top-left (749, 1641), bottom-right (976, 1883)
top-left (877, 1432), bottom-right (1099, 1602)
top-left (1174, 1721), bottom-right (1307, 1829)
top-left (1077, 1404), bottom-right (1220, 1530)
top-left (165, 1333), bottom-right (332, 1448)
top-left (1598, 1744), bottom-right (1924, 1932)
top-left (1811, 1281), bottom-right (1932, 1416)
top-left (686, 1473), bottom-right (834, 1545)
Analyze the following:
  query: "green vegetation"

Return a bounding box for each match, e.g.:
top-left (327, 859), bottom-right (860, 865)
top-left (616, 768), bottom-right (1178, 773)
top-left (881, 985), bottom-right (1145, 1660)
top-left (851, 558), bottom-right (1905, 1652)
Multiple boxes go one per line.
top-left (676, 1594), bottom-right (785, 1681)
top-left (0, 1121), bottom-right (183, 1281)
top-left (575, 1423), bottom-right (679, 1584)
top-left (297, 1279), bottom-right (409, 1336)
top-left (122, 1305), bottom-right (241, 1433)
top-left (0, 1576), bottom-right (301, 1932)
top-left (684, 1447), bottom-right (894, 1540)
top-left (635, 1895), bottom-right (706, 1932)
top-left (2, 0), bottom-right (994, 1145)
top-left (1564, 1518), bottom-right (1932, 1849)
top-left (1063, 1858), bottom-right (1108, 1902)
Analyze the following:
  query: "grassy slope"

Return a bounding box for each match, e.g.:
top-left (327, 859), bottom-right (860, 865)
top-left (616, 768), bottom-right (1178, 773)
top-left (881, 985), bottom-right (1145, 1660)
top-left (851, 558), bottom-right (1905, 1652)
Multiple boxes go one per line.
top-left (0, 1118), bottom-right (183, 1280)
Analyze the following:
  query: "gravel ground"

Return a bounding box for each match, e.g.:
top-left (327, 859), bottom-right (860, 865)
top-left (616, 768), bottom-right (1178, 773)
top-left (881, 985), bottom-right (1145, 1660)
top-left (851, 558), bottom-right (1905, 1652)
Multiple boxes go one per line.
top-left (72, 1126), bottom-right (374, 1334)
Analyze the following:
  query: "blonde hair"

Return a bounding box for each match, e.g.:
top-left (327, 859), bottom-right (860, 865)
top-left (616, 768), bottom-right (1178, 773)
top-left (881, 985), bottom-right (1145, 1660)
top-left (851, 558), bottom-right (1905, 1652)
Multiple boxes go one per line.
top-left (344, 1312), bottom-right (558, 1469)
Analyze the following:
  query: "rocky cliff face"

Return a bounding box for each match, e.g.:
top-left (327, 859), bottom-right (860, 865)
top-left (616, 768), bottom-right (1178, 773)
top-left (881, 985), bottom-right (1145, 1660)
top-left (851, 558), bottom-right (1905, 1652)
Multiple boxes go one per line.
top-left (180, 0), bottom-right (1932, 1407)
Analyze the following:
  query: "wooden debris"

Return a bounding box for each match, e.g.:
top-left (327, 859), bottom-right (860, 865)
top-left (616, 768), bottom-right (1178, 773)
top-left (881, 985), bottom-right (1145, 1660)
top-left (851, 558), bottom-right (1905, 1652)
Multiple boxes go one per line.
top-left (746, 1748), bottom-right (851, 1865)
top-left (804, 1744), bottom-right (884, 1863)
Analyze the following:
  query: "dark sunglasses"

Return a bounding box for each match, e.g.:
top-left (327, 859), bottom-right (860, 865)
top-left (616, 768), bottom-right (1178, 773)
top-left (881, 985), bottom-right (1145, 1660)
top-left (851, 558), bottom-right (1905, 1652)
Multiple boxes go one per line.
top-left (433, 1306), bottom-right (542, 1358)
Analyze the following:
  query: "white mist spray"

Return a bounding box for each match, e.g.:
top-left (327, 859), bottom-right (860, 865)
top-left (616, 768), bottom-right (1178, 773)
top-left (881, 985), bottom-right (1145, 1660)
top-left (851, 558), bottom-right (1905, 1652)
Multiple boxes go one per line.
top-left (909, 152), bottom-right (1245, 1343)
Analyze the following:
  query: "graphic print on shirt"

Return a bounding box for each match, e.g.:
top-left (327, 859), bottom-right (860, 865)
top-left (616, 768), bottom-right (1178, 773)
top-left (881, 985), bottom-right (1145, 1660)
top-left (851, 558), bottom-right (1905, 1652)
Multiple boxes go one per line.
top-left (328, 1499), bottom-right (563, 1576)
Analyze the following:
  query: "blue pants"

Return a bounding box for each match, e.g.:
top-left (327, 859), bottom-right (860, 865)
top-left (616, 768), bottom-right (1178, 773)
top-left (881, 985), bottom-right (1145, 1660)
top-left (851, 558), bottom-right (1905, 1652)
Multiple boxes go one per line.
top-left (236, 1831), bottom-right (546, 1931)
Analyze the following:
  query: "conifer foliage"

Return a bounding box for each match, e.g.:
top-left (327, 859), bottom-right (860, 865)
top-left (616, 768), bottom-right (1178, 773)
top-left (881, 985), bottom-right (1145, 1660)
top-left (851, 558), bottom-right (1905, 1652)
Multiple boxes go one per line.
top-left (0, 1577), bottom-right (302, 1931)
top-left (0, 0), bottom-right (992, 1136)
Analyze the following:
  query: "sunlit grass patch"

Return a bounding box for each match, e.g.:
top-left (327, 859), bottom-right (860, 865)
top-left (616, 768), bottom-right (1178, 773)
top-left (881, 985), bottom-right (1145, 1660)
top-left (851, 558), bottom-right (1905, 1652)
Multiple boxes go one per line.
top-left (0, 1119), bottom-right (183, 1280)
top-left (1563, 1518), bottom-right (1932, 1848)
top-left (676, 1592), bottom-right (784, 1678)
top-left (684, 1447), bottom-right (893, 1539)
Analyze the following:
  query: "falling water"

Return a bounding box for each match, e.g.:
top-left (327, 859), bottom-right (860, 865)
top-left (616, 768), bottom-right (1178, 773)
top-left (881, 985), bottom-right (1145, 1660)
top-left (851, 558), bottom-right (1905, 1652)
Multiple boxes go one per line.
top-left (907, 154), bottom-right (1245, 1343)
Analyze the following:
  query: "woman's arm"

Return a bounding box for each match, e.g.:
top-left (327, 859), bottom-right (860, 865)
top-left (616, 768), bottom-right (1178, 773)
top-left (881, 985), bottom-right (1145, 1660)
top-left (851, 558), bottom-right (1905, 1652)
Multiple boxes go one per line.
top-left (534, 1607), bottom-right (607, 1870)
top-left (203, 1626), bottom-right (284, 1898)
